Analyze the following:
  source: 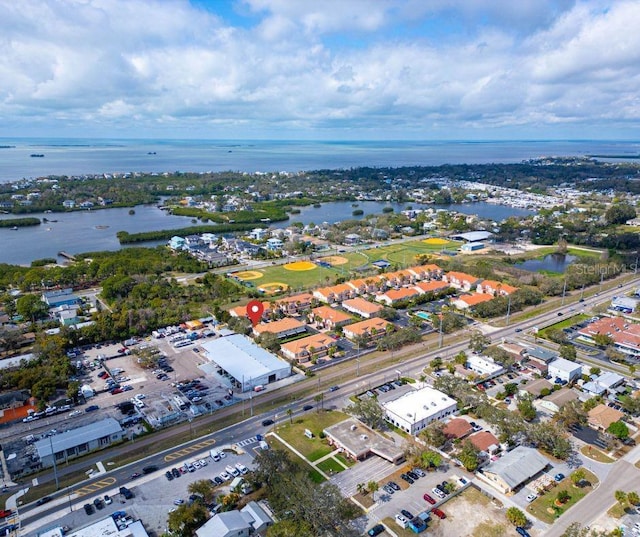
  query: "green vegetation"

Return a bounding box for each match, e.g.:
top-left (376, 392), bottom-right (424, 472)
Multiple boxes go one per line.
top-left (316, 457), bottom-right (345, 474)
top-left (0, 217), bottom-right (40, 227)
top-left (272, 410), bottom-right (347, 460)
top-left (116, 222), bottom-right (256, 243)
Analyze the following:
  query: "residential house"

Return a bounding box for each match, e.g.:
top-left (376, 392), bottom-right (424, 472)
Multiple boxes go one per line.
top-left (229, 301), bottom-right (272, 320)
top-left (280, 333), bottom-right (337, 363)
top-left (451, 293), bottom-right (494, 310)
top-left (376, 287), bottom-right (421, 306)
top-left (310, 306), bottom-right (352, 330)
top-left (413, 280), bottom-right (450, 295)
top-left (469, 431), bottom-right (500, 455)
top-left (380, 270), bottom-right (416, 288)
top-left (518, 378), bottom-right (553, 399)
top-left (537, 388), bottom-right (579, 414)
top-left (525, 347), bottom-right (558, 373)
top-left (196, 501), bottom-right (273, 537)
top-left (582, 372), bottom-right (625, 397)
top-left (576, 316), bottom-right (640, 357)
top-left (252, 318), bottom-right (307, 339)
top-left (248, 228), bottom-right (268, 240)
top-left (477, 280), bottom-right (519, 297)
top-left (443, 418), bottom-right (473, 441)
top-left (443, 271), bottom-right (482, 291)
top-left (587, 404), bottom-right (624, 432)
top-left (42, 289), bottom-right (80, 308)
top-left (343, 233), bottom-right (361, 245)
top-left (343, 318), bottom-right (393, 342)
top-left (266, 238), bottom-right (283, 251)
top-left (479, 446), bottom-right (550, 494)
top-left (342, 297), bottom-right (383, 319)
top-left (168, 236), bottom-right (186, 250)
top-left (312, 284), bottom-right (355, 304)
top-left (274, 293), bottom-right (313, 316)
top-left (408, 264), bottom-right (443, 281)
top-left (346, 277), bottom-right (384, 295)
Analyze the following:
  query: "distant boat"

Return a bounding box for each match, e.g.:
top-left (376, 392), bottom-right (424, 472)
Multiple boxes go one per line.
top-left (10, 226), bottom-right (18, 230)
top-left (30, 154), bottom-right (44, 157)
top-left (147, 151), bottom-right (156, 155)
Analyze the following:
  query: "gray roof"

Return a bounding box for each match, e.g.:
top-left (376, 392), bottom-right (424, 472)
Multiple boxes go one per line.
top-left (483, 446), bottom-right (549, 489)
top-left (241, 501), bottom-right (272, 529)
top-left (450, 231), bottom-right (493, 242)
top-left (201, 334), bottom-right (290, 382)
top-left (35, 418), bottom-right (123, 458)
top-left (196, 511), bottom-right (249, 537)
top-left (526, 346), bottom-right (557, 363)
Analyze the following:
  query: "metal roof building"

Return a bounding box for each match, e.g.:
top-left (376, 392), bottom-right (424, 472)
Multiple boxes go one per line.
top-left (34, 418), bottom-right (125, 468)
top-left (450, 231), bottom-right (493, 243)
top-left (481, 446), bottom-right (550, 493)
top-left (201, 334), bottom-right (291, 392)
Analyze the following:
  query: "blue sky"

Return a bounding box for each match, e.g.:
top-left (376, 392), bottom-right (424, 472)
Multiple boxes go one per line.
top-left (0, 0), bottom-right (639, 140)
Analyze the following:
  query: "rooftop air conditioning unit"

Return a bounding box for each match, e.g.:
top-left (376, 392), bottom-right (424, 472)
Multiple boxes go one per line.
top-left (350, 424), bottom-right (357, 431)
top-left (360, 435), bottom-right (368, 440)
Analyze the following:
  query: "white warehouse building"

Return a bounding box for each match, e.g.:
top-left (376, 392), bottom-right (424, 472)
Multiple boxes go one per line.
top-left (382, 386), bottom-right (457, 436)
top-left (548, 358), bottom-right (582, 383)
top-left (466, 355), bottom-right (504, 379)
top-left (201, 334), bottom-right (291, 392)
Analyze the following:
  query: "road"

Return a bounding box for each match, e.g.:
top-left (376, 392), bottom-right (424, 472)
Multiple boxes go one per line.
top-left (12, 278), bottom-right (640, 534)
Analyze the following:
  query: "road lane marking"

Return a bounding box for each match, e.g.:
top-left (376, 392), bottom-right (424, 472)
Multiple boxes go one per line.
top-left (163, 439), bottom-right (216, 462)
top-left (74, 477), bottom-right (116, 497)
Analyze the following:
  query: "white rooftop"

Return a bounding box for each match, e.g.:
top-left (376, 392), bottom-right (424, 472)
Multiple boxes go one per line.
top-left (383, 386), bottom-right (456, 422)
top-left (549, 357), bottom-right (582, 373)
top-left (201, 334), bottom-right (290, 381)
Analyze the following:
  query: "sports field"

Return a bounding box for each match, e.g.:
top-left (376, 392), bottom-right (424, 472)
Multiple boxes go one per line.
top-left (228, 238), bottom-right (460, 293)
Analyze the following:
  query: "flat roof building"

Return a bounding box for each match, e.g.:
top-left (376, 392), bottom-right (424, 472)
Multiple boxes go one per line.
top-left (323, 418), bottom-right (404, 464)
top-left (201, 334), bottom-right (291, 392)
top-left (548, 358), bottom-right (582, 383)
top-left (382, 386), bottom-right (457, 436)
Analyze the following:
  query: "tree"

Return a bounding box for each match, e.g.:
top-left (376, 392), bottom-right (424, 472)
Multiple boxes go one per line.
top-left (421, 450), bottom-right (442, 470)
top-left (256, 331), bottom-right (281, 353)
top-left (615, 490), bottom-right (627, 505)
top-left (627, 491), bottom-right (640, 506)
top-left (15, 294), bottom-right (48, 322)
top-left (554, 400), bottom-right (587, 430)
top-left (167, 502), bottom-right (209, 536)
top-left (607, 420), bottom-right (629, 440)
top-left (457, 440), bottom-right (480, 472)
top-left (570, 469), bottom-right (586, 487)
top-left (503, 383), bottom-right (518, 396)
top-left (430, 357), bottom-right (443, 371)
top-left (453, 351), bottom-right (467, 365)
top-left (421, 422), bottom-right (447, 448)
top-left (517, 396), bottom-right (537, 422)
top-left (605, 203), bottom-right (636, 225)
top-left (505, 507), bottom-right (527, 527)
top-left (556, 490), bottom-right (570, 504)
top-left (469, 330), bottom-right (491, 353)
top-left (187, 479), bottom-right (216, 503)
top-left (560, 522), bottom-right (611, 537)
top-left (366, 481), bottom-right (379, 496)
top-left (345, 398), bottom-right (384, 429)
top-left (286, 408), bottom-right (293, 424)
top-left (267, 519), bottom-right (314, 537)
top-left (593, 333), bottom-right (614, 347)
top-left (560, 344), bottom-right (577, 362)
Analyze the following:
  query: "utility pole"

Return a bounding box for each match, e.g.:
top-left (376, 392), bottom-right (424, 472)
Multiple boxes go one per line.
top-left (506, 295), bottom-right (512, 326)
top-left (438, 314), bottom-right (444, 349)
top-left (580, 283), bottom-right (585, 300)
top-left (49, 435), bottom-right (59, 490)
top-left (561, 278), bottom-right (567, 306)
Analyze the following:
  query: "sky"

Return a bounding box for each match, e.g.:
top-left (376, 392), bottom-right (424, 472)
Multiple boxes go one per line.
top-left (0, 0), bottom-right (639, 140)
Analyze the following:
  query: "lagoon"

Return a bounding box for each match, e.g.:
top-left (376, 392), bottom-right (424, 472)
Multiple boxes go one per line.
top-left (514, 253), bottom-right (577, 273)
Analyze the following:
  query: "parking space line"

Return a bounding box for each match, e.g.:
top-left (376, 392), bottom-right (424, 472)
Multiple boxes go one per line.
top-left (163, 439), bottom-right (216, 462)
top-left (74, 477), bottom-right (116, 497)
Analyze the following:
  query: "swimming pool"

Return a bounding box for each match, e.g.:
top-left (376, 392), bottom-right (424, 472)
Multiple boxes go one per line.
top-left (414, 311), bottom-right (431, 321)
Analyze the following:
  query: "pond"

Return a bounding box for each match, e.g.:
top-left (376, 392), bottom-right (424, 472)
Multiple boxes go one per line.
top-left (514, 253), bottom-right (577, 273)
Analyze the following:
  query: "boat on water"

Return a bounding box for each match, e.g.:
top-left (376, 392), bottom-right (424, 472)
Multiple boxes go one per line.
top-left (10, 226), bottom-right (18, 230)
top-left (30, 154), bottom-right (44, 157)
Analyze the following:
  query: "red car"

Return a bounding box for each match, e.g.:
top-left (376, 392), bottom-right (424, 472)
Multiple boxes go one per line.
top-left (432, 508), bottom-right (446, 519)
top-left (423, 493), bottom-right (436, 505)
top-left (0, 509), bottom-right (12, 518)
top-left (111, 388), bottom-right (123, 395)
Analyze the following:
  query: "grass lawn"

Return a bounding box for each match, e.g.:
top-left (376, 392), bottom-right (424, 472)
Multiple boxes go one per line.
top-left (541, 313), bottom-right (590, 334)
top-left (580, 445), bottom-right (615, 463)
top-left (275, 410), bottom-right (347, 460)
top-left (335, 453), bottom-right (356, 467)
top-left (317, 457), bottom-right (346, 474)
top-left (308, 468), bottom-right (326, 483)
top-left (526, 468), bottom-right (598, 524)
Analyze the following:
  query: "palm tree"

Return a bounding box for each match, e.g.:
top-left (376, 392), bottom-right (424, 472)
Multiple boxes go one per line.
top-left (615, 490), bottom-right (627, 506)
top-left (286, 408), bottom-right (293, 424)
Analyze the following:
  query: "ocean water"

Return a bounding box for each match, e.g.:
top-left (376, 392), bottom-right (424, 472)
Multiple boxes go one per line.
top-left (0, 138), bottom-right (639, 183)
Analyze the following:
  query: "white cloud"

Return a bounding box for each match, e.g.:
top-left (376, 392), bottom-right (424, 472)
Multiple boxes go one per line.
top-left (0, 0), bottom-right (638, 138)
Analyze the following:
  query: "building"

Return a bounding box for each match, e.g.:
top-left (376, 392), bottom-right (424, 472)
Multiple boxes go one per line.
top-left (310, 306), bottom-right (352, 329)
top-left (460, 241), bottom-right (485, 251)
top-left (451, 293), bottom-right (494, 310)
top-left (252, 318), bottom-right (307, 339)
top-left (196, 501), bottom-right (273, 537)
top-left (443, 271), bottom-right (482, 291)
top-left (35, 418), bottom-right (125, 468)
top-left (375, 287), bottom-right (421, 306)
top-left (537, 388), bottom-right (579, 414)
top-left (343, 318), bottom-right (393, 342)
top-left (382, 386), bottom-right (457, 436)
top-left (480, 446), bottom-right (550, 493)
top-left (477, 280), bottom-right (519, 297)
top-left (312, 283), bottom-right (355, 304)
top-left (469, 431), bottom-right (500, 455)
top-left (40, 514), bottom-right (149, 537)
top-left (576, 316), bottom-right (640, 357)
top-left (583, 372), bottom-right (625, 396)
top-left (465, 355), bottom-right (505, 379)
top-left (548, 358), bottom-right (582, 383)
top-left (274, 293), bottom-right (313, 315)
top-left (443, 418), bottom-right (473, 440)
top-left (280, 333), bottom-right (337, 363)
top-left (587, 404), bottom-right (625, 432)
top-left (323, 418), bottom-right (404, 464)
top-left (169, 236), bottom-right (186, 250)
top-left (342, 297), bottom-right (383, 319)
top-left (413, 280), bottom-right (450, 294)
top-left (525, 346), bottom-right (558, 374)
top-left (450, 231), bottom-right (493, 243)
top-left (228, 301), bottom-right (272, 320)
top-left (609, 296), bottom-right (640, 314)
top-left (201, 334), bottom-right (291, 392)
top-left (408, 264), bottom-right (443, 280)
top-left (42, 288), bottom-right (80, 308)
top-left (518, 378), bottom-right (553, 399)
top-left (265, 238), bottom-right (283, 251)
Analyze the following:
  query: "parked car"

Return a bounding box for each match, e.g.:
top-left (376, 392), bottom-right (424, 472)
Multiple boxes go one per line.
top-left (554, 473), bottom-right (565, 482)
top-left (85, 405), bottom-right (99, 413)
top-left (413, 468), bottom-right (426, 477)
top-left (173, 499), bottom-right (184, 505)
top-left (165, 471), bottom-right (174, 481)
top-left (432, 508), bottom-right (446, 519)
top-left (93, 498), bottom-right (104, 510)
top-left (400, 473), bottom-right (414, 484)
top-left (516, 527), bottom-right (531, 537)
top-left (171, 468), bottom-right (180, 478)
top-left (526, 493), bottom-right (537, 502)
top-left (388, 481), bottom-right (400, 491)
top-left (104, 495), bottom-right (112, 505)
top-left (423, 493), bottom-right (436, 504)
top-left (367, 524), bottom-right (385, 536)
top-left (119, 486), bottom-right (133, 499)
top-left (83, 503), bottom-right (94, 515)
top-left (401, 509), bottom-right (414, 519)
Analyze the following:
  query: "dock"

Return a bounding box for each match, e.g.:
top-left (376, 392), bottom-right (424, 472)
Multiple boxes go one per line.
top-left (58, 251), bottom-right (76, 261)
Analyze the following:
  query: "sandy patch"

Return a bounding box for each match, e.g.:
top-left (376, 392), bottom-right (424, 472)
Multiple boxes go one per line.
top-left (283, 261), bottom-right (317, 271)
top-left (259, 282), bottom-right (289, 294)
top-left (424, 237), bottom-right (449, 245)
top-left (233, 270), bottom-right (264, 280)
top-left (318, 256), bottom-right (349, 266)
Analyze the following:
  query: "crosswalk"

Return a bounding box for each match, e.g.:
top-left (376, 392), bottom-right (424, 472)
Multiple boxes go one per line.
top-left (235, 436), bottom-right (260, 448)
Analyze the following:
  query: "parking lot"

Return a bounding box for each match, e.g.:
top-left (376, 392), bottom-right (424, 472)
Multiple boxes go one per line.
top-left (27, 446), bottom-right (258, 537)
